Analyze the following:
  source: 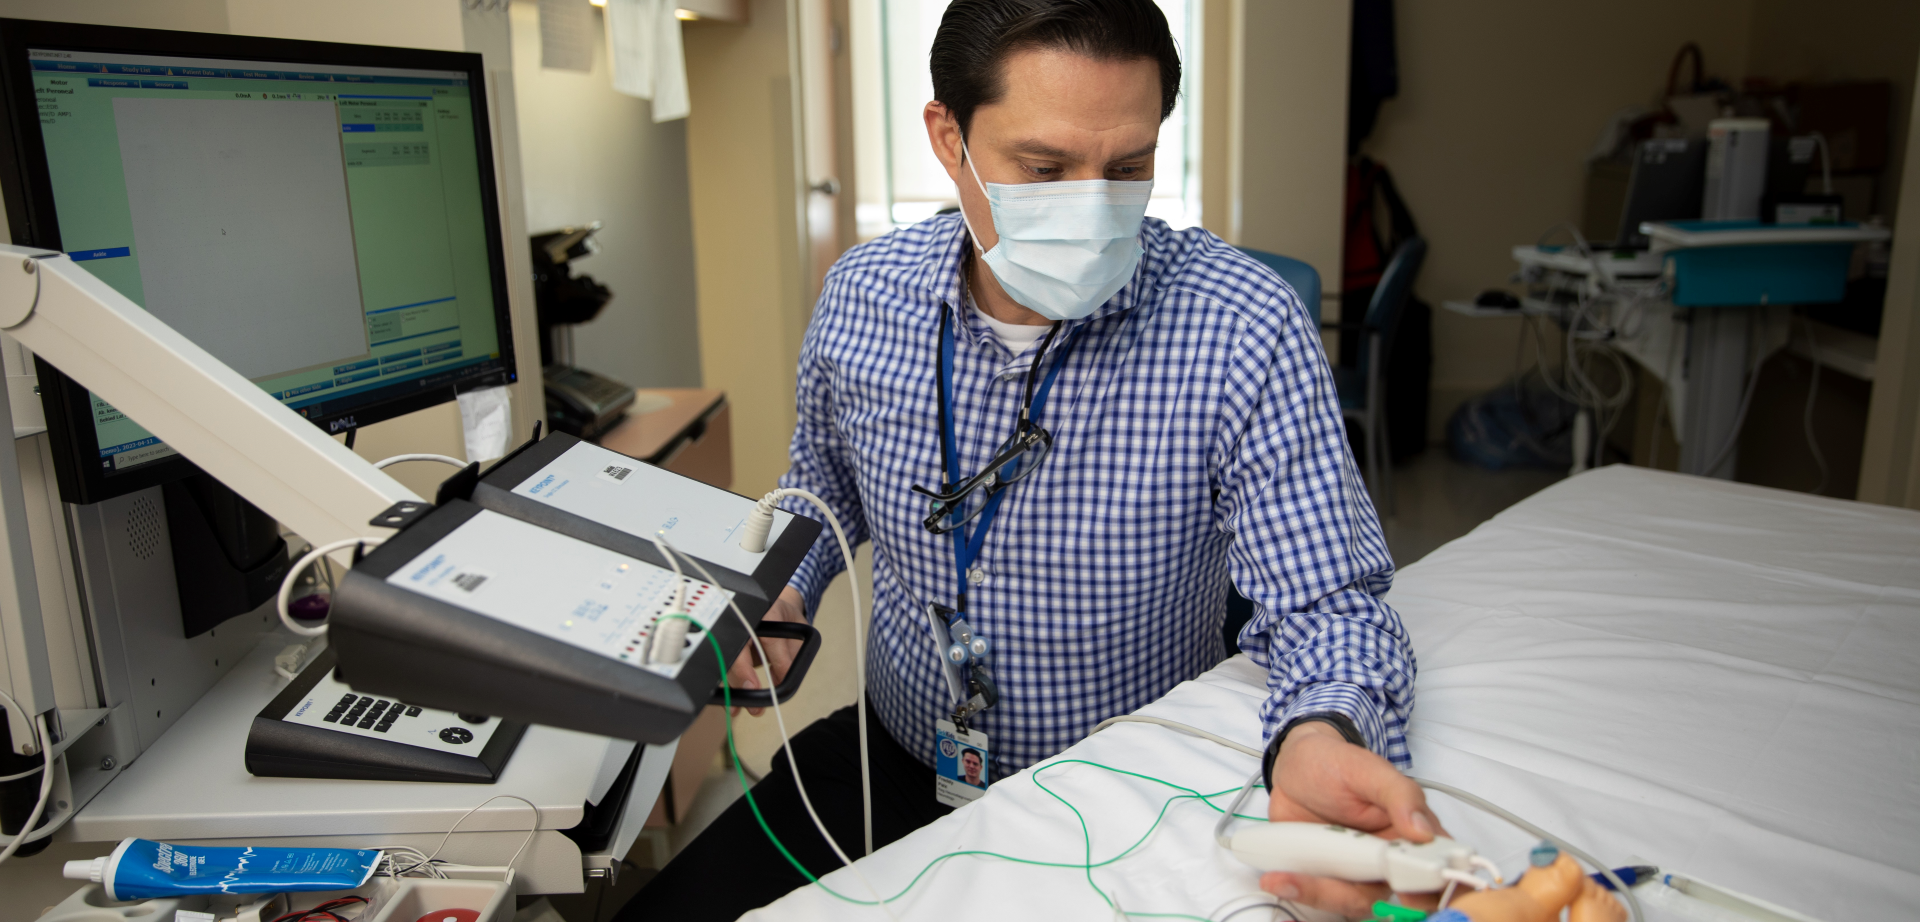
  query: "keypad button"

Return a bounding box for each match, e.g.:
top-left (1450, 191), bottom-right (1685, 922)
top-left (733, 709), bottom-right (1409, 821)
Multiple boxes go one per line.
top-left (337, 694), bottom-right (357, 707)
top-left (439, 727), bottom-right (474, 745)
top-left (323, 712), bottom-right (342, 723)
top-left (405, 706), bottom-right (422, 717)
top-left (356, 714), bottom-right (378, 729)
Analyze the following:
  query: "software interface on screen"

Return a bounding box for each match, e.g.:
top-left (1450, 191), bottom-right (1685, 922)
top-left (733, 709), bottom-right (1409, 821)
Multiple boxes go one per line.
top-left (28, 48), bottom-right (505, 475)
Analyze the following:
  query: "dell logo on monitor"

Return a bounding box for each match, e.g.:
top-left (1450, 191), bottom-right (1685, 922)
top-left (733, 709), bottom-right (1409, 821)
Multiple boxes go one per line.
top-left (328, 417), bottom-right (357, 433)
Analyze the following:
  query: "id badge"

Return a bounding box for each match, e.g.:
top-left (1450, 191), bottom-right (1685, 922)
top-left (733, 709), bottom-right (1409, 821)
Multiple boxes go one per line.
top-left (934, 719), bottom-right (990, 807)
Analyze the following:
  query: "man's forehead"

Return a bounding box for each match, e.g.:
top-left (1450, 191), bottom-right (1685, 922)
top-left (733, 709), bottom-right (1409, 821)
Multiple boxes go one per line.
top-left (971, 48), bottom-right (1160, 151)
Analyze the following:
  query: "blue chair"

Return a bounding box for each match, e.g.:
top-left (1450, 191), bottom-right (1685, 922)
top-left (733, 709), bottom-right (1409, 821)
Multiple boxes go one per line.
top-left (1334, 236), bottom-right (1427, 515)
top-left (1235, 247), bottom-right (1321, 326)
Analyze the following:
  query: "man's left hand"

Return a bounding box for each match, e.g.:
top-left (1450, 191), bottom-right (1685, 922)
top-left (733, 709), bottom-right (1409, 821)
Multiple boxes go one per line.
top-left (1259, 722), bottom-right (1446, 917)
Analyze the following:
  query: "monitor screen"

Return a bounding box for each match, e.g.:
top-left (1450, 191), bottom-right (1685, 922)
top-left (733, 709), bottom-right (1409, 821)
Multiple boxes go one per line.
top-left (0, 22), bottom-right (517, 502)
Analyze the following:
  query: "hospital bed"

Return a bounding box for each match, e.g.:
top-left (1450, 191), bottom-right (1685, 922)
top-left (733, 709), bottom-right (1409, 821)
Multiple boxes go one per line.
top-left (748, 465), bottom-right (1920, 921)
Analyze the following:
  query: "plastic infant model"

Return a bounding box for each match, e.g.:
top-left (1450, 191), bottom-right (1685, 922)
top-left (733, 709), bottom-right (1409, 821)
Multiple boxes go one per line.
top-left (1430, 845), bottom-right (1626, 922)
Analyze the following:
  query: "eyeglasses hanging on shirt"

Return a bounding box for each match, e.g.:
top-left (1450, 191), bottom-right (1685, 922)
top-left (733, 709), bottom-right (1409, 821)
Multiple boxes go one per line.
top-left (912, 307), bottom-right (1077, 544)
top-left (909, 299), bottom-right (1079, 740)
top-left (911, 320), bottom-right (1060, 535)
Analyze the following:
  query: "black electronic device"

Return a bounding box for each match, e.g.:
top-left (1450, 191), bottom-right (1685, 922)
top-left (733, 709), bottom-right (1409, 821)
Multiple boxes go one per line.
top-left (327, 432), bottom-right (823, 743)
top-left (246, 648), bottom-right (527, 783)
top-left (1764, 135), bottom-right (1844, 226)
top-left (1474, 289), bottom-right (1521, 311)
top-left (544, 365), bottom-right (637, 441)
top-left (0, 19), bottom-right (520, 505)
top-left (164, 473), bottom-right (290, 637)
top-left (1615, 138), bottom-right (1707, 249)
top-left (531, 223), bottom-right (635, 439)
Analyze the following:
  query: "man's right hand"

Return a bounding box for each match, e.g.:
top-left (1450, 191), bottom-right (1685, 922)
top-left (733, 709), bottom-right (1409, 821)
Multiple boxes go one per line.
top-left (1259, 721), bottom-right (1447, 917)
top-left (726, 587), bottom-right (808, 716)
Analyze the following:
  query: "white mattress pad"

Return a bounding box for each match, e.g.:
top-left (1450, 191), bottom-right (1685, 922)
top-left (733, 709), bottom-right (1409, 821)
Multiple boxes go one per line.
top-left (751, 466), bottom-right (1920, 920)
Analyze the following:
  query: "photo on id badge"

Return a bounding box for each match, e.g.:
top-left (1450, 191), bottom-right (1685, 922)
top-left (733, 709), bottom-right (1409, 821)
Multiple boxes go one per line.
top-left (935, 719), bottom-right (989, 807)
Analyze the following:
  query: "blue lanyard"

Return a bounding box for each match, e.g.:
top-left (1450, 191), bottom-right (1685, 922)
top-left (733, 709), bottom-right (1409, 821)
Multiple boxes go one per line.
top-left (937, 305), bottom-right (1077, 606)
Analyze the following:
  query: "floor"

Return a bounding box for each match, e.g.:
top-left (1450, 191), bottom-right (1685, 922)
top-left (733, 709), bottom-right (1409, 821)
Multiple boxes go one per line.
top-left (527, 451), bottom-right (1565, 921)
top-left (1380, 449), bottom-right (1568, 567)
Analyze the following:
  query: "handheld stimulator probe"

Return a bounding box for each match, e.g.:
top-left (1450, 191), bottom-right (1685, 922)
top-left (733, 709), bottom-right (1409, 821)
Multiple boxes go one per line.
top-left (1215, 773), bottom-right (1501, 893)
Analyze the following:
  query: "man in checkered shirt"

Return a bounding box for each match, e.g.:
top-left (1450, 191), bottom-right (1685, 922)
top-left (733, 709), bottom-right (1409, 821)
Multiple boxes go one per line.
top-left (623, 1), bottom-right (1433, 919)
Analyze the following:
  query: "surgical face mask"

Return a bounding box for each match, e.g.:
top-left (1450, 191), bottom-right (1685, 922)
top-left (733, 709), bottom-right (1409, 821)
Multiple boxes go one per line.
top-left (956, 142), bottom-right (1152, 321)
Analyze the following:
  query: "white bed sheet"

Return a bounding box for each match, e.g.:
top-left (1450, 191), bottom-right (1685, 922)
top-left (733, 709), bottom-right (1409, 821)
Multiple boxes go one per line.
top-left (751, 466), bottom-right (1920, 921)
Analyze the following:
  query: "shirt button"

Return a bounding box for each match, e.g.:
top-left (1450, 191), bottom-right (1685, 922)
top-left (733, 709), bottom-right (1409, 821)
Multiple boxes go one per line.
top-left (968, 566), bottom-right (987, 585)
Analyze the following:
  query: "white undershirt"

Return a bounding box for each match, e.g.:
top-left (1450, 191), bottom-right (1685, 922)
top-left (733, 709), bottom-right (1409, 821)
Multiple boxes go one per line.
top-left (971, 299), bottom-right (1053, 356)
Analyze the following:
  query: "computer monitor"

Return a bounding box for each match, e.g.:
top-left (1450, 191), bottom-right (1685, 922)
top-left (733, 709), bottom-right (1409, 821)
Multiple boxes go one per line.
top-left (0, 20), bottom-right (519, 503)
top-left (1615, 138), bottom-right (1707, 250)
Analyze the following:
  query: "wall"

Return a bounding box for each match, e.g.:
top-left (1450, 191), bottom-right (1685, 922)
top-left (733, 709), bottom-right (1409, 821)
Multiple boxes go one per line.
top-left (225, 0), bottom-right (464, 48)
top-left (1361, 1), bottom-right (1754, 440)
top-left (1197, 0), bottom-right (1233, 240)
top-left (1746, 0), bottom-right (1920, 221)
top-left (683, 0), bottom-right (809, 497)
top-left (509, 0), bottom-right (702, 390)
top-left (1859, 52), bottom-right (1920, 508)
top-left (1227, 0), bottom-right (1350, 307)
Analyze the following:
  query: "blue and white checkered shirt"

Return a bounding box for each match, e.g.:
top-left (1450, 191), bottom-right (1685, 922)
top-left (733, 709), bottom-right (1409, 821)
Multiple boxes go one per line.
top-left (778, 213), bottom-right (1413, 777)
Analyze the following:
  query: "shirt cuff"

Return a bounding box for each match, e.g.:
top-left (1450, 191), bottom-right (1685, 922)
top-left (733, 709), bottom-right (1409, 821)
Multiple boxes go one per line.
top-left (1274, 681), bottom-right (1389, 759)
top-left (782, 543), bottom-right (832, 619)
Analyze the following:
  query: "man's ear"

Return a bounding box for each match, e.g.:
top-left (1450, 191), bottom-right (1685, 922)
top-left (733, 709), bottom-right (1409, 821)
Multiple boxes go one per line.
top-left (923, 101), bottom-right (964, 181)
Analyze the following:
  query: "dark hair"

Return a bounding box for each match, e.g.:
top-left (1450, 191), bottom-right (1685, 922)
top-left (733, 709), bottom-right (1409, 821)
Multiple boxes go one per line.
top-left (930, 0), bottom-right (1181, 136)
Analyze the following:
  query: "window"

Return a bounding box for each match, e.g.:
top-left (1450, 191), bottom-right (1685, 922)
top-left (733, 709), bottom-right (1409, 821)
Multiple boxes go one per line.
top-left (852, 0), bottom-right (1199, 240)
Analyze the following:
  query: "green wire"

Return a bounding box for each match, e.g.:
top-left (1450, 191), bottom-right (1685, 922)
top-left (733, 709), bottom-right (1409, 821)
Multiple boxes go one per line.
top-left (691, 625), bottom-right (1264, 920)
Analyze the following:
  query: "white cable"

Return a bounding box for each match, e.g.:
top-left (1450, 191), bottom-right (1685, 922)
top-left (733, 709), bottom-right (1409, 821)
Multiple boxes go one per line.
top-left (276, 537), bottom-right (386, 637)
top-left (1799, 319), bottom-right (1829, 495)
top-left (1091, 714), bottom-right (1263, 759)
top-left (372, 453), bottom-right (468, 470)
top-left (424, 793), bottom-right (540, 871)
top-left (1700, 314), bottom-right (1765, 479)
top-left (1810, 133), bottom-right (1833, 195)
top-left (1414, 778), bottom-right (1642, 922)
top-left (1469, 854), bottom-right (1504, 884)
top-left (645, 533), bottom-right (694, 665)
top-left (1439, 867), bottom-right (1491, 891)
top-left (652, 538), bottom-right (896, 919)
top-left (0, 687), bottom-right (54, 865)
top-left (749, 488), bottom-right (874, 858)
top-left (378, 845), bottom-right (444, 879)
top-left (1091, 713), bottom-right (1643, 922)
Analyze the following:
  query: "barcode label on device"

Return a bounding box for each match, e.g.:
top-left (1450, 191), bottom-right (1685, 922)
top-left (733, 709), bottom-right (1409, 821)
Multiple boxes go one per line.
top-left (450, 572), bottom-right (489, 592)
top-left (599, 465), bottom-right (633, 483)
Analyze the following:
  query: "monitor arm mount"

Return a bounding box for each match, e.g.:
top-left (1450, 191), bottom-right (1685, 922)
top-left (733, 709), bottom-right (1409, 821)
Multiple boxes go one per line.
top-left (0, 244), bottom-right (419, 754)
